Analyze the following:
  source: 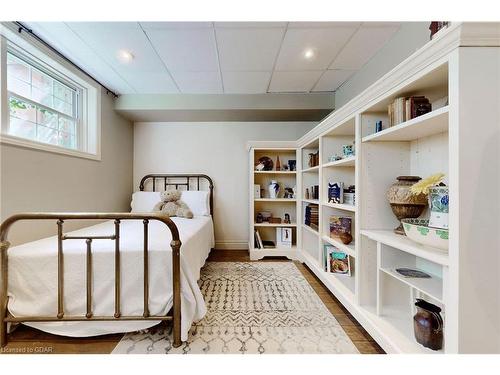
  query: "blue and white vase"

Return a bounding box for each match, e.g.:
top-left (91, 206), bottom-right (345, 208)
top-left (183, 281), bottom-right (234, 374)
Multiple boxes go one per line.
top-left (269, 180), bottom-right (280, 199)
top-left (428, 186), bottom-right (449, 229)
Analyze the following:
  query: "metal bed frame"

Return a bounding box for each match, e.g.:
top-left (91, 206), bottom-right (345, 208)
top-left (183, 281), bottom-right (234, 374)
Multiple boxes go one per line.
top-left (0, 174), bottom-right (214, 349)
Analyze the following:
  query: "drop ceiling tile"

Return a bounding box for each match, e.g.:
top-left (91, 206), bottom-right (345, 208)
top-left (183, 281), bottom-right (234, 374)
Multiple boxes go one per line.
top-left (222, 71), bottom-right (271, 93)
top-left (269, 71), bottom-right (323, 93)
top-left (123, 72), bottom-right (179, 93)
top-left (140, 22), bottom-right (213, 29)
top-left (67, 22), bottom-right (166, 73)
top-left (275, 26), bottom-right (358, 71)
top-left (146, 28), bottom-right (218, 72)
top-left (216, 27), bottom-right (285, 71)
top-left (25, 22), bottom-right (135, 94)
top-left (330, 25), bottom-right (400, 70)
top-left (312, 69), bottom-right (356, 92)
top-left (215, 22), bottom-right (287, 28)
top-left (288, 22), bottom-right (361, 28)
top-left (173, 71), bottom-right (222, 93)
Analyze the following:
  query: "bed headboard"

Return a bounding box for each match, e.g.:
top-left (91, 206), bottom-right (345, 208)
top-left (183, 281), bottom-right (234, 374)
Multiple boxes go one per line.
top-left (139, 174), bottom-right (214, 216)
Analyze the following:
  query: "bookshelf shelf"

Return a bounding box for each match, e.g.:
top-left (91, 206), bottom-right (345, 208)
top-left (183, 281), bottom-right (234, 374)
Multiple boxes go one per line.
top-left (322, 202), bottom-right (356, 212)
top-left (302, 199), bottom-right (319, 204)
top-left (362, 106), bottom-right (449, 142)
top-left (254, 222), bottom-right (297, 227)
top-left (301, 165), bottom-right (320, 173)
top-left (302, 223), bottom-right (319, 236)
top-left (322, 156), bottom-right (356, 168)
top-left (322, 235), bottom-right (356, 258)
top-left (254, 170), bottom-right (297, 174)
top-left (254, 198), bottom-right (296, 202)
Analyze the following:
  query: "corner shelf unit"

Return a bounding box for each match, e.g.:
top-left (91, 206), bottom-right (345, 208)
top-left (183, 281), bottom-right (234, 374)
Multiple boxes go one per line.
top-left (248, 24), bottom-right (500, 353)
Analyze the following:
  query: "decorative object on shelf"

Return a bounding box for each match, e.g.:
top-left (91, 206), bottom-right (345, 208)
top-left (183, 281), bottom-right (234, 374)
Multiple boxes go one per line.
top-left (328, 182), bottom-right (344, 204)
top-left (262, 240), bottom-right (276, 249)
top-left (410, 173), bottom-right (448, 230)
top-left (327, 247), bottom-right (351, 276)
top-left (253, 184), bottom-right (261, 199)
top-left (288, 159), bottom-right (296, 171)
top-left (268, 180), bottom-right (280, 199)
top-left (256, 213), bottom-right (263, 224)
top-left (339, 232), bottom-right (353, 245)
top-left (275, 155), bottom-right (281, 171)
top-left (402, 218), bottom-right (449, 250)
top-left (308, 151), bottom-right (319, 168)
top-left (255, 156), bottom-right (274, 171)
top-left (269, 217), bottom-right (282, 224)
top-left (429, 21), bottom-right (450, 39)
top-left (343, 185), bottom-right (355, 206)
top-left (283, 213), bottom-right (291, 224)
top-left (342, 144), bottom-right (354, 158)
top-left (330, 216), bottom-right (352, 240)
top-left (284, 187), bottom-right (294, 199)
top-left (276, 227), bottom-right (292, 248)
top-left (395, 268), bottom-right (431, 278)
top-left (387, 176), bottom-right (428, 235)
top-left (292, 186), bottom-right (297, 199)
top-left (413, 299), bottom-right (444, 351)
top-left (375, 120), bottom-right (383, 133)
top-left (259, 211), bottom-right (272, 222)
top-left (311, 185), bottom-right (319, 200)
top-left (328, 154), bottom-right (342, 163)
top-left (283, 164), bottom-right (289, 171)
top-left (305, 188), bottom-right (310, 200)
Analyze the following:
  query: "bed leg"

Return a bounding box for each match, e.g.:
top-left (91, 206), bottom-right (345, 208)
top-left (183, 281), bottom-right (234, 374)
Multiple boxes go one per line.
top-left (0, 241), bottom-right (9, 348)
top-left (171, 239), bottom-right (182, 348)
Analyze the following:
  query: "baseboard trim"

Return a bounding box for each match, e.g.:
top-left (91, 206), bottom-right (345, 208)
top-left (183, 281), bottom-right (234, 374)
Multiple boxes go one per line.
top-left (215, 241), bottom-right (248, 250)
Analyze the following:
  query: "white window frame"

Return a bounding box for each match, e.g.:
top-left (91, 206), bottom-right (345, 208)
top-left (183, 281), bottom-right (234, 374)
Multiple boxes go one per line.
top-left (0, 23), bottom-right (101, 160)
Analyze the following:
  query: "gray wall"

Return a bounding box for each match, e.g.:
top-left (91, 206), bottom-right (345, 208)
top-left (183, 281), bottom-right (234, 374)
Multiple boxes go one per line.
top-left (133, 121), bottom-right (316, 249)
top-left (335, 22), bottom-right (431, 108)
top-left (0, 89), bottom-right (134, 245)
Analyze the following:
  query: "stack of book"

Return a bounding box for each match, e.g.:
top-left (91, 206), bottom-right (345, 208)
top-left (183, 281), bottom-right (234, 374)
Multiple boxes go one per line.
top-left (388, 96), bottom-right (432, 126)
top-left (305, 204), bottom-right (319, 230)
top-left (254, 230), bottom-right (275, 249)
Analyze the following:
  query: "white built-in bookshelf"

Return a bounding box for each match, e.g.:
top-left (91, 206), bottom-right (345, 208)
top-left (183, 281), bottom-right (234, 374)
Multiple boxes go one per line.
top-left (248, 23), bottom-right (500, 353)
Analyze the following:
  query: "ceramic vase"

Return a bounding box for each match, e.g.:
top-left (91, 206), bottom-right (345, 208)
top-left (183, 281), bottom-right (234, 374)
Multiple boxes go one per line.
top-left (268, 180), bottom-right (280, 199)
top-left (386, 176), bottom-right (428, 235)
top-left (413, 299), bottom-right (443, 351)
top-left (428, 186), bottom-right (449, 229)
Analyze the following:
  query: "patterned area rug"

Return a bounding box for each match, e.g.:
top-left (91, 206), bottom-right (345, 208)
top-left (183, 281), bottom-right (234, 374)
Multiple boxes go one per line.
top-left (112, 262), bottom-right (359, 354)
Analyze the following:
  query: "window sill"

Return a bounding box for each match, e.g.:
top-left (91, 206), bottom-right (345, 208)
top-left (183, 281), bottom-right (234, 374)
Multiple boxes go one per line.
top-left (0, 134), bottom-right (101, 161)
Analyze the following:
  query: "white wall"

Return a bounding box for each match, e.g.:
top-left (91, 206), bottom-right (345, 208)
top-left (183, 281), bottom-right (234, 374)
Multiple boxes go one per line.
top-left (335, 22), bottom-right (430, 108)
top-left (133, 121), bottom-right (316, 249)
top-left (0, 89), bottom-right (134, 245)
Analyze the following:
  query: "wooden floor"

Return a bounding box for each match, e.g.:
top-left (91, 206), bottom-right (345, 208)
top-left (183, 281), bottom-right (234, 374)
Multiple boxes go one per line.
top-left (1, 250), bottom-right (384, 354)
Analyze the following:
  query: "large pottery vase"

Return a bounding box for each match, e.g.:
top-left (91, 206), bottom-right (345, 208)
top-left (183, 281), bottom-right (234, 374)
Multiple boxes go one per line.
top-left (413, 299), bottom-right (444, 351)
top-left (386, 176), bottom-right (427, 235)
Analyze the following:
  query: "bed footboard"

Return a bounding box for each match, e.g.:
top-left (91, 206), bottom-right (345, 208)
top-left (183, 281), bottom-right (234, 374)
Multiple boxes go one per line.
top-left (0, 212), bottom-right (183, 348)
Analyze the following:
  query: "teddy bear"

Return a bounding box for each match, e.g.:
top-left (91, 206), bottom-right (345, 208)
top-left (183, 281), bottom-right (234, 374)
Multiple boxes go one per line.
top-left (153, 190), bottom-right (193, 219)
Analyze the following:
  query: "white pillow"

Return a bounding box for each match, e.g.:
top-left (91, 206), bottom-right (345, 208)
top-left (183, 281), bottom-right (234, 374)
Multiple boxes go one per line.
top-left (130, 190), bottom-right (211, 216)
top-left (130, 191), bottom-right (161, 212)
top-left (181, 190), bottom-right (210, 216)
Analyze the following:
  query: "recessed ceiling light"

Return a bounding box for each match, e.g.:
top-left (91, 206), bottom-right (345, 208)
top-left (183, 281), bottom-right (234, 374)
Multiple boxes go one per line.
top-left (117, 50), bottom-right (134, 63)
top-left (303, 49), bottom-right (316, 60)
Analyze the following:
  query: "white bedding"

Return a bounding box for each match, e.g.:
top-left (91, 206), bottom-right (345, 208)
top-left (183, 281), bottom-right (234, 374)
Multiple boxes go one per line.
top-left (7, 215), bottom-right (214, 341)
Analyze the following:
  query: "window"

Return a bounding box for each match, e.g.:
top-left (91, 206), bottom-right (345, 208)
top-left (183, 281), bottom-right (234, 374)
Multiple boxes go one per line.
top-left (1, 29), bottom-right (101, 160)
top-left (6, 51), bottom-right (80, 150)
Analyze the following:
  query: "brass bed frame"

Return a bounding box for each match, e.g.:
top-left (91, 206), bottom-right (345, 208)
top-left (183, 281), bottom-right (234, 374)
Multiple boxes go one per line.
top-left (0, 174), bottom-right (214, 349)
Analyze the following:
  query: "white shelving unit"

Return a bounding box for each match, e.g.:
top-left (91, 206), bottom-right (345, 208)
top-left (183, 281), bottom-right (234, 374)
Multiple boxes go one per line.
top-left (248, 24), bottom-right (500, 353)
top-left (248, 142), bottom-right (300, 261)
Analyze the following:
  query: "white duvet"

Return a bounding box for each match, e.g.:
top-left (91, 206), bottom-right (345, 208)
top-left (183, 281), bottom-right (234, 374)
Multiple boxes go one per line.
top-left (7, 216), bottom-right (214, 341)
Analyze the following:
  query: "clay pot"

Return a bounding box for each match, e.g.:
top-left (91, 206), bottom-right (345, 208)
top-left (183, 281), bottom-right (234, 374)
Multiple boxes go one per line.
top-left (413, 299), bottom-right (444, 351)
top-left (386, 176), bottom-right (427, 235)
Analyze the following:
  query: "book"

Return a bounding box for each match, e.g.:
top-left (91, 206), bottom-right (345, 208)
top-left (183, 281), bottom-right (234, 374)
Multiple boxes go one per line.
top-left (255, 230), bottom-right (264, 249)
top-left (328, 182), bottom-right (344, 204)
top-left (329, 216), bottom-right (352, 239)
top-left (262, 240), bottom-right (275, 249)
top-left (329, 250), bottom-right (351, 276)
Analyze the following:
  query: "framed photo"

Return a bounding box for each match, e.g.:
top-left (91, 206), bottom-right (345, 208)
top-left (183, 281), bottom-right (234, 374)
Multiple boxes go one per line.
top-left (276, 227), bottom-right (292, 248)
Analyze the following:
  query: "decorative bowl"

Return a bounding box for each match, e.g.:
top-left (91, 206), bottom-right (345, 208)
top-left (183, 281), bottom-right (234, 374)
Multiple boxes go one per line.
top-left (401, 218), bottom-right (448, 251)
